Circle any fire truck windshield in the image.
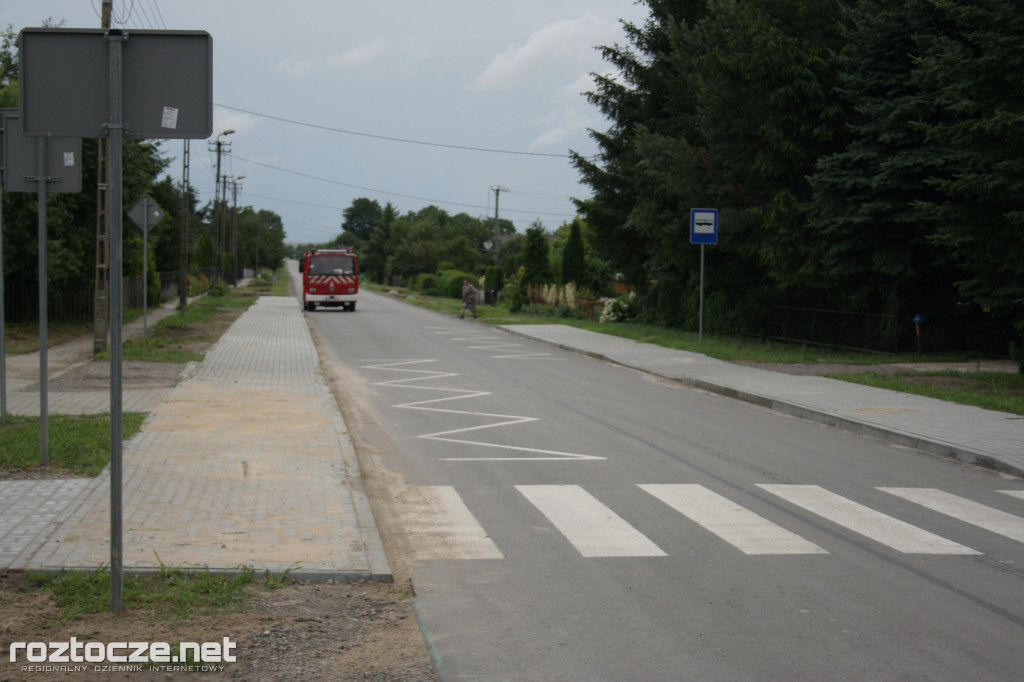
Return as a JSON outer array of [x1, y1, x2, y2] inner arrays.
[[309, 255, 354, 276]]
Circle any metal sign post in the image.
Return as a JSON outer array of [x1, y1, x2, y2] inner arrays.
[[690, 208, 719, 344], [18, 26, 212, 612], [128, 195, 165, 335], [0, 109, 81, 446]]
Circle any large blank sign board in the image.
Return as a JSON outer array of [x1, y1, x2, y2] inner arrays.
[[18, 28, 212, 139]]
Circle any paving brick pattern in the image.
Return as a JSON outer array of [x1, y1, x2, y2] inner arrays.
[[4, 296, 389, 581]]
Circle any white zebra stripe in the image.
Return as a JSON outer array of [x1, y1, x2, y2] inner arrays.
[[758, 485, 979, 555], [640, 484, 828, 555], [396, 486, 503, 560], [516, 485, 666, 557], [880, 488, 1024, 544]]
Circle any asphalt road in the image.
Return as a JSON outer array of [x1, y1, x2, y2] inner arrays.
[[308, 289, 1024, 682]]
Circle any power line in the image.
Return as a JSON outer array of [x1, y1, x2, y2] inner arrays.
[[240, 190, 552, 228], [231, 154, 575, 218], [216, 103, 574, 159]]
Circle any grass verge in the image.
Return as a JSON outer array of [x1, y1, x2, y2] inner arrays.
[[368, 284, 965, 365], [371, 284, 1023, 413], [27, 562, 293, 624], [829, 370, 1024, 416], [97, 287, 260, 363], [0, 413, 146, 476]]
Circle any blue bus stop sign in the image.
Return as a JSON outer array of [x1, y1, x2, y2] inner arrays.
[[690, 208, 719, 244]]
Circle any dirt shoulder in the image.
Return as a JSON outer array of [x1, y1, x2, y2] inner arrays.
[[1, 294, 438, 681], [0, 570, 434, 682]]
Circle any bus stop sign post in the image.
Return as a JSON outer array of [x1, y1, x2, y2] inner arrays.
[[690, 209, 719, 343]]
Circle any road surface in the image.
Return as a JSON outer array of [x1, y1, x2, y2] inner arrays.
[[308, 288, 1024, 681]]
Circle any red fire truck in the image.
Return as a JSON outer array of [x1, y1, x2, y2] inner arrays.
[[300, 248, 359, 311]]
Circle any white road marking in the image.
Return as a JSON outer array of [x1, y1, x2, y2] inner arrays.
[[758, 485, 980, 555], [396, 486, 503, 560], [516, 485, 666, 557], [880, 488, 1024, 544], [426, 326, 555, 359], [361, 358, 604, 461], [1000, 490, 1024, 502], [640, 484, 828, 555]]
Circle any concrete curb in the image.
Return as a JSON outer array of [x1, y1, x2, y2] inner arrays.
[[498, 325, 1024, 479]]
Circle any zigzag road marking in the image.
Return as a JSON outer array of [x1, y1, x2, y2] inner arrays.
[[425, 326, 556, 359], [360, 358, 604, 461]]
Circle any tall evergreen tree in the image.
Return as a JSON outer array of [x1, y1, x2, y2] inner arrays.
[[362, 202, 398, 283], [807, 0, 957, 310], [521, 223, 552, 286], [914, 0, 1024, 345], [561, 219, 586, 286]]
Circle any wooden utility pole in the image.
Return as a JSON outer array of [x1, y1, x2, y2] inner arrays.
[[92, 0, 112, 353], [490, 185, 507, 264]]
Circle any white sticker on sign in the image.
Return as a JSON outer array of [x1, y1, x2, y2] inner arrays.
[[161, 107, 179, 129], [63, 152, 75, 167]]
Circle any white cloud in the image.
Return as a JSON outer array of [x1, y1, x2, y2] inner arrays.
[[273, 58, 314, 79], [529, 72, 604, 150], [328, 35, 390, 70], [474, 14, 619, 91]]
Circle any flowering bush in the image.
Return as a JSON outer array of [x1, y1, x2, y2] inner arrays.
[[600, 291, 638, 323]]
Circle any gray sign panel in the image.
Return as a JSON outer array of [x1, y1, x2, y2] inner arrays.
[[127, 196, 165, 232], [18, 28, 212, 139], [1, 110, 82, 193]]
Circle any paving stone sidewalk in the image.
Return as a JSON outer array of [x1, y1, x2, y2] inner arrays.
[[3, 296, 390, 581]]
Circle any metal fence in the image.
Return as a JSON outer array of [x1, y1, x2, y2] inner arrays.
[[767, 301, 1015, 357], [4, 274, 154, 323], [767, 306, 899, 354]]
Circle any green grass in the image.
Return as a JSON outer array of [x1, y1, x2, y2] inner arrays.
[[370, 284, 1024, 413], [368, 284, 964, 365], [27, 562, 295, 624], [3, 320, 93, 355], [0, 413, 146, 476], [238, 268, 291, 295], [95, 288, 259, 363], [830, 370, 1024, 416]]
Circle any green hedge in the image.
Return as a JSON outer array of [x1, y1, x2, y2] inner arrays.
[[437, 269, 476, 298]]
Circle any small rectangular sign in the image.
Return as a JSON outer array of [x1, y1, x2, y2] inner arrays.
[[0, 109, 82, 193], [690, 208, 719, 244]]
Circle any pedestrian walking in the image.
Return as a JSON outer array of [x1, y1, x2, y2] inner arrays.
[[461, 279, 478, 319]]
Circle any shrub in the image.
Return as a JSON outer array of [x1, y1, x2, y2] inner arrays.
[[437, 269, 477, 299], [485, 266, 503, 291], [600, 291, 640, 323], [412, 272, 437, 292]]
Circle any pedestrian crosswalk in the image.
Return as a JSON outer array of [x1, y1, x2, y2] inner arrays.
[[395, 483, 1024, 561]]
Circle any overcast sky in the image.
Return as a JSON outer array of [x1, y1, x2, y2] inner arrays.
[[8, 0, 651, 243]]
